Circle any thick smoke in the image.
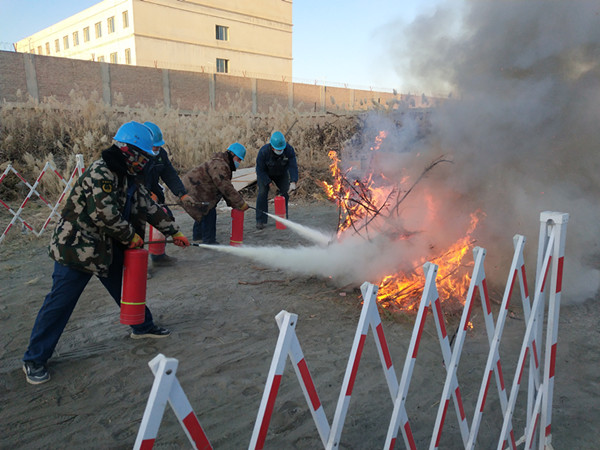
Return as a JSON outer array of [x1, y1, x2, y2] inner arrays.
[[381, 0, 600, 300]]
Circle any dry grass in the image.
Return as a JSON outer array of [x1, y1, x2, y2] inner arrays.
[[1, 90, 359, 202]]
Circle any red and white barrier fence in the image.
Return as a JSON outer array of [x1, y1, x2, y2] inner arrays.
[[134, 354, 212, 450], [134, 211, 568, 449], [0, 154, 85, 245]]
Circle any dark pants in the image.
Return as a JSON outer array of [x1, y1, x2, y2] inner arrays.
[[256, 175, 290, 224], [192, 206, 217, 243], [23, 248, 154, 365]]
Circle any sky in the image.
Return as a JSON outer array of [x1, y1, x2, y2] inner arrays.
[[0, 0, 443, 94]]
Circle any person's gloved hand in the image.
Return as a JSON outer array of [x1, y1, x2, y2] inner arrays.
[[172, 231, 190, 247], [240, 202, 250, 212], [180, 194, 195, 207], [128, 233, 144, 248], [288, 182, 297, 193]]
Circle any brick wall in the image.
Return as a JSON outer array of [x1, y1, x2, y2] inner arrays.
[[0, 50, 431, 113]]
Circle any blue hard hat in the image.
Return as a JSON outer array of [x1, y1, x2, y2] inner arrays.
[[113, 121, 155, 155], [227, 142, 246, 161], [270, 131, 286, 151], [143, 121, 165, 147]]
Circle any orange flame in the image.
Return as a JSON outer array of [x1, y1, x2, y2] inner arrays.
[[320, 133, 483, 314]]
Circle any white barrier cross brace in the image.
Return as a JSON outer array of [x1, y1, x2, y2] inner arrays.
[[134, 354, 212, 450], [385, 262, 470, 449], [250, 282, 398, 450], [498, 212, 568, 450], [0, 154, 84, 245]]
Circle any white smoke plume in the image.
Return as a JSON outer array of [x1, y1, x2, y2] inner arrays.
[[380, 0, 600, 301]]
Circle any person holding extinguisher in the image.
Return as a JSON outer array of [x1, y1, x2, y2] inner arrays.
[[22, 121, 190, 385]]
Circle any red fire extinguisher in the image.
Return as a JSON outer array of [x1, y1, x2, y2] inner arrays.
[[120, 249, 148, 325], [274, 195, 286, 230], [230, 208, 244, 246], [148, 225, 166, 256]]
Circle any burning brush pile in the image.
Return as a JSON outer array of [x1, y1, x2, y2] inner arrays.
[[319, 130, 483, 315]]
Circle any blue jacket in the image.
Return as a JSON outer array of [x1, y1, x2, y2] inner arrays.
[[144, 147, 187, 204], [255, 143, 298, 185]]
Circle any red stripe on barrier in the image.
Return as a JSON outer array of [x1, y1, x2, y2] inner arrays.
[[16, 172, 28, 183], [530, 415, 540, 448], [464, 289, 476, 330], [140, 438, 156, 450], [375, 323, 393, 369], [434, 298, 447, 338], [435, 399, 449, 447], [38, 194, 50, 205], [404, 421, 416, 450], [497, 360, 505, 391], [549, 343, 557, 378], [183, 412, 212, 450], [53, 169, 64, 180], [510, 429, 516, 449], [297, 358, 321, 410], [507, 270, 517, 309], [455, 387, 466, 420], [532, 340, 539, 368], [5, 223, 13, 233], [413, 307, 428, 359], [480, 370, 492, 412], [518, 348, 529, 384], [36, 170, 46, 182], [482, 278, 491, 314], [22, 220, 33, 231], [22, 197, 30, 207], [256, 374, 282, 449], [0, 198, 10, 209], [0, 173, 5, 183], [521, 265, 529, 298], [346, 334, 366, 396], [389, 437, 396, 450], [545, 424, 551, 437], [541, 256, 552, 292], [556, 256, 564, 293]]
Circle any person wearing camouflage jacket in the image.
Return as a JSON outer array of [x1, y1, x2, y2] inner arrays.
[[180, 145, 249, 242], [22, 121, 190, 385]]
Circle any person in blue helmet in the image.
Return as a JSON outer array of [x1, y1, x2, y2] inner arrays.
[[180, 143, 250, 242], [143, 121, 194, 269], [21, 121, 190, 385], [255, 131, 299, 229]]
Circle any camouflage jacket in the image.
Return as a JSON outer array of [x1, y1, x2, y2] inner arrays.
[[49, 152, 179, 276], [180, 151, 246, 221]]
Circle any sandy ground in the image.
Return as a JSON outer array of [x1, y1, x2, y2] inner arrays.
[[0, 200, 598, 449]]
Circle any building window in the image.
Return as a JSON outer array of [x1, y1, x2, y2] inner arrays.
[[122, 11, 129, 28], [45, 42, 50, 54], [97, 55, 105, 62], [216, 25, 229, 41], [95, 22, 102, 38], [124, 48, 131, 64], [108, 16, 115, 34], [63, 36, 69, 50], [216, 58, 229, 73], [110, 52, 118, 63], [83, 27, 90, 42], [55, 39, 60, 52], [73, 31, 79, 46], [37, 45, 42, 54]]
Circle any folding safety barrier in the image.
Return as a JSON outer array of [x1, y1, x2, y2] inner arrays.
[[134, 354, 212, 450], [0, 154, 85, 245], [135, 211, 568, 449]]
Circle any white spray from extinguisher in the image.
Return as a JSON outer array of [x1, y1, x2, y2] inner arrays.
[[263, 212, 334, 247]]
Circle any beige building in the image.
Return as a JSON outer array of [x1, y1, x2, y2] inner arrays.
[[14, 0, 293, 81]]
